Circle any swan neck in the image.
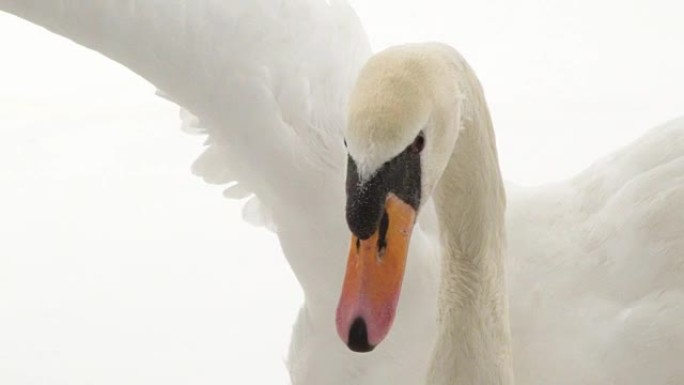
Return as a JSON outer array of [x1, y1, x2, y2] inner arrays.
[[428, 103, 514, 384]]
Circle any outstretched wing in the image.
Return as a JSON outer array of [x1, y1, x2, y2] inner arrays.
[[0, 0, 371, 227]]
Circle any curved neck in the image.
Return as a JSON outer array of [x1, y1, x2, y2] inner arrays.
[[427, 96, 514, 384]]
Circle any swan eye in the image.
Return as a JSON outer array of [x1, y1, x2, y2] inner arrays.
[[411, 132, 425, 153]]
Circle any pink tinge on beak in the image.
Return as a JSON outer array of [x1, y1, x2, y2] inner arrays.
[[335, 258, 401, 352]]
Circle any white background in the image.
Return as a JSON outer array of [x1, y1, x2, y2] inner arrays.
[[1, 1, 682, 384]]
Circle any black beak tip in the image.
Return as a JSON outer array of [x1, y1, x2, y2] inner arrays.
[[347, 317, 375, 353]]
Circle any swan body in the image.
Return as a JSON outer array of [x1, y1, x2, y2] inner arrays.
[[1, 1, 683, 384], [507, 117, 684, 385]]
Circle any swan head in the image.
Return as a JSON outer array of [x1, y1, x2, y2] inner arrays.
[[337, 44, 464, 352]]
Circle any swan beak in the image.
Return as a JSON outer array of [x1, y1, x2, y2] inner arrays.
[[336, 193, 416, 352]]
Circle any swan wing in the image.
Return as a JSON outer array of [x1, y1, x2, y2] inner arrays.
[[0, 0, 371, 227], [507, 116, 684, 385]]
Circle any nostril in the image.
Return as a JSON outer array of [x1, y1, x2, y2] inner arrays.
[[377, 210, 389, 258], [347, 317, 374, 353]]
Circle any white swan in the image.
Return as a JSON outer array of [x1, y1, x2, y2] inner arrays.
[[1, 1, 683, 384], [338, 42, 684, 384], [338, 43, 514, 384]]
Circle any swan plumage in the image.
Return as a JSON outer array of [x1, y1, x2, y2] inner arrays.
[[507, 117, 684, 384], [1, 1, 683, 384]]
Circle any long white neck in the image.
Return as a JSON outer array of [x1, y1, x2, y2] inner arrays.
[[427, 87, 514, 385]]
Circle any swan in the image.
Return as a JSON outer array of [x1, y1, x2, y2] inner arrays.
[[337, 43, 514, 384], [1, 1, 683, 384], [337, 42, 684, 385]]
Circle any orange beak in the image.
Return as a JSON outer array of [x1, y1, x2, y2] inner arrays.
[[336, 193, 417, 352]]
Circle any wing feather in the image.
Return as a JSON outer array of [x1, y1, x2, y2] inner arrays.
[[0, 0, 371, 227]]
